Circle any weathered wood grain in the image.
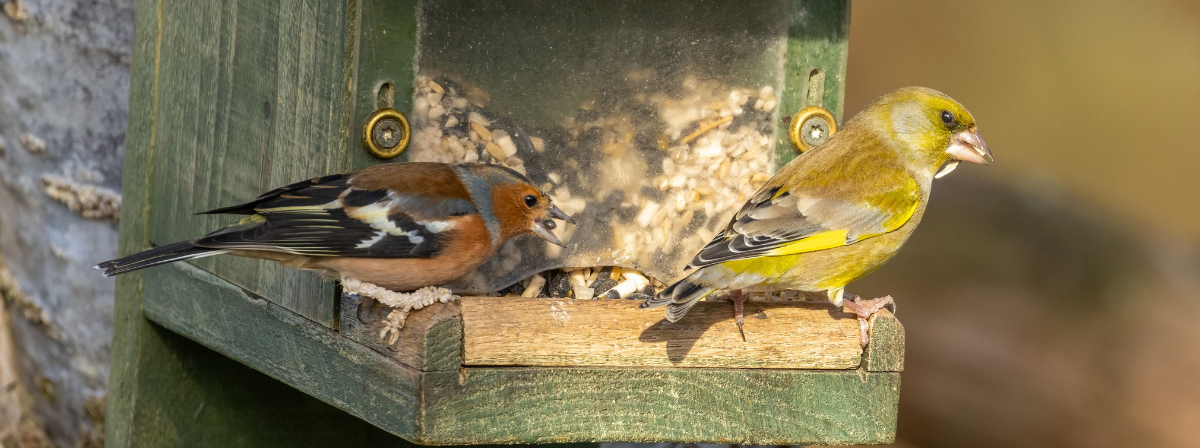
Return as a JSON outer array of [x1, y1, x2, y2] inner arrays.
[[341, 295, 904, 372], [104, 1, 161, 444], [142, 0, 353, 327], [336, 294, 463, 372], [121, 316, 405, 447], [138, 272, 902, 446], [461, 298, 865, 369], [421, 367, 899, 445], [424, 314, 465, 372], [107, 2, 405, 445], [134, 266, 902, 445], [863, 309, 905, 372], [142, 262, 422, 440]]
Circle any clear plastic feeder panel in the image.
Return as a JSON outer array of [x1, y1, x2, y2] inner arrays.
[[412, 1, 792, 293]]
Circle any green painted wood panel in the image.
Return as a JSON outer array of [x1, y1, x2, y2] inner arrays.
[[119, 323, 407, 447], [864, 309, 906, 372], [139, 261, 899, 446], [108, 1, 409, 445], [424, 368, 898, 445], [142, 263, 422, 439], [105, 0, 161, 444], [774, 0, 851, 168], [141, 0, 354, 327], [144, 261, 422, 437], [350, 0, 419, 169]]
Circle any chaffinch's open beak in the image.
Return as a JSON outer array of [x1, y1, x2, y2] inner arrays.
[[532, 204, 575, 247], [946, 127, 993, 165], [546, 204, 576, 225]]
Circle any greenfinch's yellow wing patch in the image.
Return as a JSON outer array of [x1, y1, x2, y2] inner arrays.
[[764, 229, 848, 256], [687, 177, 921, 269]]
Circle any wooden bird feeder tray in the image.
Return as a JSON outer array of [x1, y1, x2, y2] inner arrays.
[[109, 0, 904, 446], [143, 262, 903, 445]]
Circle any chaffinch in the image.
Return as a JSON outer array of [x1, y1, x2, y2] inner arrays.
[[642, 87, 993, 344], [98, 162, 575, 291]]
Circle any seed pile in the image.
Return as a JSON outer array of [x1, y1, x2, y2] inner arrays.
[[602, 77, 780, 267], [494, 266, 658, 302], [357, 71, 797, 344], [410, 77, 537, 178]]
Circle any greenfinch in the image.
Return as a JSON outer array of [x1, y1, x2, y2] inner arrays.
[[642, 87, 992, 344]]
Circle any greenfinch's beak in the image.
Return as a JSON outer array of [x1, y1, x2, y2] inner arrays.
[[532, 204, 574, 247], [946, 127, 993, 165]]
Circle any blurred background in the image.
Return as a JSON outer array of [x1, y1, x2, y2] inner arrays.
[[1, 0, 1198, 447], [843, 1, 1200, 447]]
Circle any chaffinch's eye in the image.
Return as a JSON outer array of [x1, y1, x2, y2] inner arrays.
[[524, 194, 538, 208], [940, 110, 955, 125]]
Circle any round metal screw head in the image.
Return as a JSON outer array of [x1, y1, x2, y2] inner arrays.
[[372, 118, 403, 149], [362, 108, 410, 159], [800, 115, 831, 148], [787, 106, 838, 153]]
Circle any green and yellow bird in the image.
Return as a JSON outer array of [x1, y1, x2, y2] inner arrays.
[[642, 87, 993, 344]]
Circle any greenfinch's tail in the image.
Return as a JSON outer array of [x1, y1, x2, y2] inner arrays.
[[640, 278, 717, 322]]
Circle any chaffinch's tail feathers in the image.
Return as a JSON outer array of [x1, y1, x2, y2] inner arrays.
[[96, 242, 226, 276], [640, 277, 717, 322]]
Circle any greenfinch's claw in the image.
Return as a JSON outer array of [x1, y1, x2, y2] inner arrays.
[[841, 295, 896, 347]]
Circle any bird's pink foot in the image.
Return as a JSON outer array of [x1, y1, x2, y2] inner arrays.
[[841, 295, 895, 347], [730, 290, 747, 341]]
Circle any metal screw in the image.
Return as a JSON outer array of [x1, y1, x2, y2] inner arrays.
[[362, 108, 410, 159], [787, 106, 838, 153], [800, 115, 831, 148], [372, 117, 404, 149]]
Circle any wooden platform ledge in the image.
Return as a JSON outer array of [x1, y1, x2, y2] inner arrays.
[[143, 263, 904, 445], [463, 298, 869, 369]]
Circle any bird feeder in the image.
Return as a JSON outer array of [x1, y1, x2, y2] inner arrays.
[[109, 0, 903, 446], [386, 1, 851, 293]]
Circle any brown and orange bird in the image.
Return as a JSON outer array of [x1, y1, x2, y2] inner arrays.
[[97, 162, 574, 291]]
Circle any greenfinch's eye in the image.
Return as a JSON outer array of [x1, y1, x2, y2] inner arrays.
[[524, 194, 538, 208], [940, 110, 955, 125]]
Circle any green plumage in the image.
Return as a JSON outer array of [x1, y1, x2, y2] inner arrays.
[[645, 87, 993, 322]]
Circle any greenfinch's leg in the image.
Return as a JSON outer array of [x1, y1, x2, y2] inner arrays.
[[730, 290, 747, 342], [841, 295, 895, 347]]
